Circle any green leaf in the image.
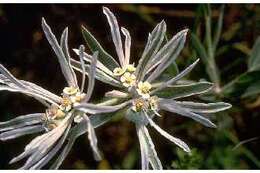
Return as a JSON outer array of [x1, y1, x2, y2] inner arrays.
[[222, 71, 260, 98], [155, 82, 213, 99], [241, 80, 260, 98], [81, 26, 119, 71], [248, 36, 260, 71], [191, 33, 208, 66]]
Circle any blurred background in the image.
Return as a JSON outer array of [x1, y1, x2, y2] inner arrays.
[[0, 4, 260, 169]]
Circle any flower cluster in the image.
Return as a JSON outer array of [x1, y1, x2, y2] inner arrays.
[[0, 18, 107, 169], [0, 7, 232, 170], [72, 7, 232, 170]]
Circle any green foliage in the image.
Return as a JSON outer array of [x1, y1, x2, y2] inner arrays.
[[171, 148, 203, 169]]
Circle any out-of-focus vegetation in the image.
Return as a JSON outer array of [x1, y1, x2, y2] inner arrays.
[[0, 4, 260, 169]]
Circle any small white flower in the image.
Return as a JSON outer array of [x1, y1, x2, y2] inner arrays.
[[113, 67, 125, 76], [120, 72, 136, 87], [136, 81, 152, 99], [126, 64, 136, 72]]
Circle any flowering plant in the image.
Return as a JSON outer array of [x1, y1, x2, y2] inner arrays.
[[72, 7, 232, 169], [0, 18, 113, 169]]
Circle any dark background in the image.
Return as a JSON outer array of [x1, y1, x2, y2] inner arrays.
[[0, 4, 260, 169]]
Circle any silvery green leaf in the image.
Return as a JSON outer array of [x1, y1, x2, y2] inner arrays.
[[0, 113, 43, 132], [0, 85, 18, 92], [73, 49, 115, 77], [125, 109, 149, 125], [79, 45, 86, 92], [60, 27, 71, 62], [146, 29, 188, 83], [85, 51, 98, 102], [29, 124, 71, 169], [177, 101, 231, 113], [75, 100, 131, 114], [81, 26, 119, 71], [0, 74, 61, 104], [145, 29, 188, 73], [41, 18, 77, 87], [136, 124, 149, 170], [0, 81, 58, 106], [0, 125, 44, 141], [144, 112, 191, 153], [154, 82, 213, 99], [84, 114, 102, 161], [159, 99, 216, 128], [105, 90, 129, 98], [141, 125, 162, 170], [71, 59, 122, 88], [60, 27, 78, 85], [152, 59, 200, 93], [51, 111, 110, 169], [20, 116, 71, 169], [136, 21, 166, 80], [121, 27, 131, 65], [21, 80, 61, 103], [103, 7, 125, 67], [0, 64, 26, 88]]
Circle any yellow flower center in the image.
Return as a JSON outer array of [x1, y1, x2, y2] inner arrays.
[[132, 98, 146, 112], [136, 81, 152, 98], [113, 67, 125, 76], [120, 72, 136, 87]]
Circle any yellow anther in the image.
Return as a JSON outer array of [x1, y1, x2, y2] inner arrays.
[[126, 64, 136, 72], [113, 67, 125, 76], [120, 72, 136, 87], [63, 87, 79, 96], [132, 98, 146, 112], [137, 81, 152, 98], [55, 109, 66, 119], [60, 96, 72, 111]]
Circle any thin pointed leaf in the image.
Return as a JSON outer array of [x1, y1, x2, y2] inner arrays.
[[0, 64, 25, 88], [71, 59, 122, 88], [20, 116, 71, 169], [121, 27, 131, 65], [177, 101, 231, 113], [136, 124, 149, 170], [135, 21, 166, 80], [154, 82, 213, 99], [152, 59, 200, 93], [103, 7, 125, 67], [0, 113, 43, 132], [146, 29, 188, 82], [79, 45, 86, 92], [85, 51, 98, 102], [159, 99, 216, 128], [81, 26, 119, 70], [75, 100, 131, 114], [29, 124, 71, 169], [60, 27, 78, 85], [84, 115, 102, 161], [72, 49, 115, 77], [41, 18, 77, 87], [141, 125, 162, 169], [0, 125, 44, 141], [144, 112, 190, 153]]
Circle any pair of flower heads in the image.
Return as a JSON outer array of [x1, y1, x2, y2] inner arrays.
[[0, 7, 231, 170]]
